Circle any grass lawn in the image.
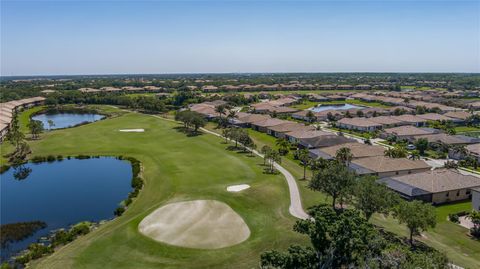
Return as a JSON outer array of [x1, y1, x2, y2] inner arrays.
[[204, 124, 480, 269], [291, 99, 391, 110], [2, 107, 308, 269], [455, 126, 480, 133]]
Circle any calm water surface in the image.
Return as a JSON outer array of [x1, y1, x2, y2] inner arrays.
[[0, 157, 132, 261], [309, 103, 364, 112], [32, 113, 104, 130]]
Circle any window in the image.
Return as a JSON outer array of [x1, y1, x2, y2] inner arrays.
[[395, 171, 399, 175], [456, 190, 460, 196], [446, 192, 449, 197], [466, 190, 471, 195]]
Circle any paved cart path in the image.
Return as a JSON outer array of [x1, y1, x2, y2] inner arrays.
[[150, 114, 309, 220]]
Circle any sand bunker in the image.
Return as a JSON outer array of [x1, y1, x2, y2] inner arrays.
[[119, 129, 144, 132], [138, 200, 250, 249], [227, 184, 250, 192]]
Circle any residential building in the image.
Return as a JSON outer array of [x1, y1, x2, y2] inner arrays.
[[350, 156, 430, 177], [336, 118, 382, 132], [379, 169, 480, 204]]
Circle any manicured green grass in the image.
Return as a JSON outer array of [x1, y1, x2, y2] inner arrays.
[[19, 106, 45, 133], [3, 107, 308, 269], [204, 124, 480, 268], [456, 126, 480, 133]]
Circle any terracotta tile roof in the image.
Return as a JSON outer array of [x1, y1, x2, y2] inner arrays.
[[319, 142, 385, 159], [416, 113, 454, 121], [268, 122, 314, 133], [384, 125, 434, 136], [352, 156, 430, 173], [387, 169, 480, 193], [337, 117, 382, 128], [444, 111, 471, 120]]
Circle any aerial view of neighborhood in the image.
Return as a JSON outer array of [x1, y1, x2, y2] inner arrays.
[[1, 1, 479, 269]]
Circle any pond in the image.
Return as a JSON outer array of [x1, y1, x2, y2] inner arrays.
[[309, 103, 365, 112], [31, 113, 105, 130], [0, 157, 132, 262]]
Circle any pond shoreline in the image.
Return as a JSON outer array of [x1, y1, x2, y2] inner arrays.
[[0, 155, 144, 267]]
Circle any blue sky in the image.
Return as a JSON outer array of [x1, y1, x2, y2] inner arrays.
[[1, 0, 479, 75]]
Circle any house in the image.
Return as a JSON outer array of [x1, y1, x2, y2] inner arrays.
[[250, 118, 288, 133], [285, 130, 332, 144], [416, 113, 454, 122], [235, 114, 271, 127], [302, 135, 355, 149], [350, 156, 431, 177], [466, 143, 480, 162], [367, 116, 404, 128], [267, 122, 314, 138], [336, 118, 382, 132], [472, 187, 480, 211], [202, 85, 219, 92], [444, 111, 472, 124], [309, 142, 385, 160], [379, 169, 480, 204], [413, 133, 477, 146], [382, 125, 437, 141], [390, 115, 427, 127]]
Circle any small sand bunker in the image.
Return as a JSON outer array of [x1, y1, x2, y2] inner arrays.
[[227, 184, 250, 192], [138, 200, 250, 249], [119, 129, 144, 132]]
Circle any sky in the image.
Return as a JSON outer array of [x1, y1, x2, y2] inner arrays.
[[1, 0, 479, 76]]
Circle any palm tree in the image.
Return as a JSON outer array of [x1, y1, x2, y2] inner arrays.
[[215, 105, 226, 126], [227, 110, 237, 123], [276, 138, 290, 155], [261, 145, 272, 165], [409, 150, 420, 160], [306, 110, 316, 123], [384, 145, 408, 158], [335, 147, 353, 166], [298, 149, 311, 180]]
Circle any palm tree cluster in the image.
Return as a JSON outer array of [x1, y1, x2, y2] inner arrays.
[[261, 145, 281, 174], [174, 110, 206, 133]]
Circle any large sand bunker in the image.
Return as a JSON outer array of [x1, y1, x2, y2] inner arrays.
[[138, 200, 250, 249]]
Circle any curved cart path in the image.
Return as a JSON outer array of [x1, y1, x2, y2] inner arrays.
[[149, 114, 309, 220]]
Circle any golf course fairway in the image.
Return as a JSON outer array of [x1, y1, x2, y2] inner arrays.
[[19, 108, 306, 269]]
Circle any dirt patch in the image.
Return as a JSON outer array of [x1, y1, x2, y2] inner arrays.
[[138, 200, 250, 249]]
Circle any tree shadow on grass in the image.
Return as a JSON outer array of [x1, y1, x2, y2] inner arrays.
[[173, 126, 204, 137]]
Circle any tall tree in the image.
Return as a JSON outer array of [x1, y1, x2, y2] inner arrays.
[[309, 161, 356, 209], [353, 176, 399, 221], [27, 119, 44, 139], [384, 145, 408, 158], [6, 113, 25, 150], [414, 138, 429, 155], [394, 200, 436, 247], [276, 138, 290, 156], [261, 145, 272, 166], [335, 147, 353, 166], [298, 149, 311, 180], [306, 110, 316, 123]]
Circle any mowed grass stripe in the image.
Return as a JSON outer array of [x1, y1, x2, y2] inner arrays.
[[28, 109, 306, 269]]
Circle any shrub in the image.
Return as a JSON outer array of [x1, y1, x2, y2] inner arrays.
[[0, 165, 10, 174], [31, 156, 47, 163], [448, 213, 459, 223], [56, 155, 63, 161], [114, 206, 125, 216], [75, 155, 91, 160], [46, 155, 56, 162]]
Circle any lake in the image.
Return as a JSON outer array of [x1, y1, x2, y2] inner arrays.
[[309, 103, 364, 112], [32, 113, 105, 130], [0, 157, 132, 262]]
